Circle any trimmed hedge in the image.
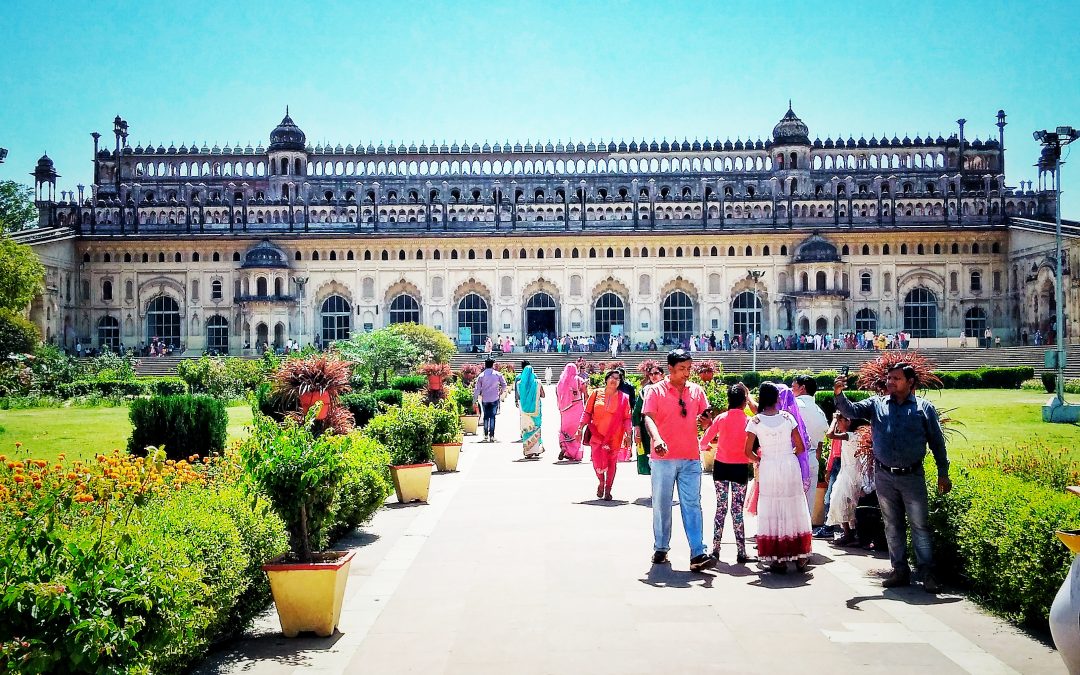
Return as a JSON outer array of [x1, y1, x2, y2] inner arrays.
[[128, 394, 228, 460], [934, 367, 1033, 390], [372, 388, 404, 407], [814, 390, 873, 420], [340, 392, 379, 427], [390, 374, 427, 392], [928, 465, 1080, 629], [329, 434, 393, 540], [54, 376, 188, 399]]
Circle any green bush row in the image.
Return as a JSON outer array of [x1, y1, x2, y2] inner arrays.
[[933, 366, 1034, 389], [177, 356, 267, 400], [928, 465, 1080, 630], [813, 390, 873, 420], [128, 394, 228, 461], [390, 374, 427, 392], [55, 376, 187, 399]]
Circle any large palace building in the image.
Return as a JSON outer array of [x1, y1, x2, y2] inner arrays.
[[15, 106, 1080, 353]]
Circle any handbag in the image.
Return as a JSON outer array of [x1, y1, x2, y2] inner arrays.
[[581, 391, 597, 446]]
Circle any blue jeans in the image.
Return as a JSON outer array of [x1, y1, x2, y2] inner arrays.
[[875, 465, 934, 574], [823, 457, 842, 514], [650, 458, 706, 558], [482, 401, 499, 436]]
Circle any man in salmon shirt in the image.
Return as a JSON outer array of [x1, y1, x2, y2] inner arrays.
[[643, 349, 717, 572]]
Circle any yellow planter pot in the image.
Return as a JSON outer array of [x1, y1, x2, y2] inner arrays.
[[811, 484, 828, 527], [390, 462, 433, 503], [262, 549, 355, 638], [701, 444, 716, 473], [460, 415, 479, 435], [432, 442, 462, 472]]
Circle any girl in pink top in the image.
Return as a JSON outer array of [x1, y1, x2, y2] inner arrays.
[[699, 384, 756, 563]]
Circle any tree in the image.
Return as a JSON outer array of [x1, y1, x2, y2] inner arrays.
[[0, 236, 44, 313], [0, 310, 40, 356], [0, 181, 38, 233], [336, 329, 420, 387], [388, 322, 456, 364]]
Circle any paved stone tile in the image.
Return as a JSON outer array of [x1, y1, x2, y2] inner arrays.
[[200, 395, 1066, 675]]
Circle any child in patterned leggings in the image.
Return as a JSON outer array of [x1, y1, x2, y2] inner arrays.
[[699, 384, 757, 564]]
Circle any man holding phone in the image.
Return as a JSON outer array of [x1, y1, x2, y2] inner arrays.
[[643, 349, 716, 572]]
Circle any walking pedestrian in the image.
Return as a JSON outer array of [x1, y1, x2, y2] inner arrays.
[[556, 362, 587, 462], [642, 349, 717, 572], [745, 382, 813, 573], [698, 384, 756, 564], [517, 362, 545, 458], [632, 365, 665, 475], [472, 358, 506, 443], [833, 363, 951, 592], [577, 369, 631, 501]]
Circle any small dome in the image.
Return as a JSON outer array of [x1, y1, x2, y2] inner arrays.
[[241, 240, 289, 269], [793, 233, 840, 263], [269, 109, 307, 152], [772, 103, 811, 145]]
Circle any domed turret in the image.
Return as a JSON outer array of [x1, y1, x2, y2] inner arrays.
[[772, 103, 810, 145], [268, 108, 306, 152]]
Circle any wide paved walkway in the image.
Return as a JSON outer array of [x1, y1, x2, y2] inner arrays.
[[199, 392, 1065, 675]]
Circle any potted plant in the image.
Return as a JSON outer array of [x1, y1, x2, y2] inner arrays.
[[365, 403, 435, 503], [458, 362, 481, 387], [693, 360, 718, 382], [417, 362, 452, 391], [430, 404, 463, 472], [637, 358, 660, 376], [274, 354, 352, 424], [241, 412, 353, 638], [453, 385, 480, 435]]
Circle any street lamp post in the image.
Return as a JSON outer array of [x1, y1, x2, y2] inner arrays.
[[295, 276, 309, 349], [747, 269, 766, 372], [1034, 126, 1080, 423]]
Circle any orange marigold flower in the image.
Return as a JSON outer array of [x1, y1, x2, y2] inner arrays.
[[32, 481, 42, 489], [14, 442, 22, 448], [13, 475, 25, 483]]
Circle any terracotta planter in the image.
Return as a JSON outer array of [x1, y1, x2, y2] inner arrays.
[[262, 549, 355, 638], [299, 391, 330, 420], [811, 482, 828, 527], [700, 443, 716, 472], [460, 414, 479, 435], [389, 462, 433, 503], [432, 442, 462, 472], [426, 374, 444, 391]]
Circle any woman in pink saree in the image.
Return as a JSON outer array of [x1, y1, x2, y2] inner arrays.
[[556, 362, 587, 461]]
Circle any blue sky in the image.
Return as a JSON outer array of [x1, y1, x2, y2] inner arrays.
[[2, 0, 1078, 216]]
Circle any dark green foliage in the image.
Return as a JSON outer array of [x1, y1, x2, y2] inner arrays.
[[328, 435, 393, 540], [364, 403, 434, 466], [1043, 372, 1057, 393], [721, 373, 741, 386], [934, 367, 1034, 390], [0, 309, 39, 356], [740, 371, 761, 388], [178, 356, 267, 399], [372, 388, 403, 407], [340, 392, 379, 427], [147, 376, 188, 396], [57, 378, 148, 398], [814, 390, 872, 420], [128, 395, 227, 460], [390, 374, 427, 392], [928, 466, 1080, 630], [430, 404, 462, 444]]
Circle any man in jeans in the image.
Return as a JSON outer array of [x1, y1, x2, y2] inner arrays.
[[643, 349, 717, 572], [833, 364, 951, 592], [473, 358, 506, 442]]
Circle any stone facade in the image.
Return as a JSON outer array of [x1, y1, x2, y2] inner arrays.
[[18, 107, 1078, 353]]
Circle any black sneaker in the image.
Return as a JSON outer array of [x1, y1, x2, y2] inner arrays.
[[923, 572, 941, 594], [736, 553, 757, 564], [812, 526, 834, 539], [690, 554, 717, 572], [882, 569, 911, 588], [651, 550, 669, 564]]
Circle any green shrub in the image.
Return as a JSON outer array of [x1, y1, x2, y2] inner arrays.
[[340, 392, 379, 427], [430, 404, 463, 444], [146, 376, 188, 396], [740, 371, 761, 388], [372, 388, 403, 407], [329, 434, 393, 540], [814, 389, 872, 420], [1043, 372, 1057, 393], [928, 465, 1080, 629], [57, 378, 149, 398], [977, 366, 1034, 389], [387, 322, 456, 364], [0, 309, 40, 357], [720, 373, 741, 386], [178, 356, 266, 399], [967, 441, 1080, 491], [128, 394, 228, 460], [390, 374, 427, 392], [364, 402, 434, 466]]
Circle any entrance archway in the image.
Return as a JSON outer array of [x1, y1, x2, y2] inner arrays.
[[815, 317, 828, 334], [593, 292, 625, 346], [256, 322, 269, 348], [524, 292, 557, 338], [274, 322, 285, 348]]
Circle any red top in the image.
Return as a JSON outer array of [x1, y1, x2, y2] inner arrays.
[[699, 409, 751, 464], [642, 379, 708, 461]]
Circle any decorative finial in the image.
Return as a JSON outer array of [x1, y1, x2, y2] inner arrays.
[[788, 99, 793, 111], [286, 105, 289, 116]]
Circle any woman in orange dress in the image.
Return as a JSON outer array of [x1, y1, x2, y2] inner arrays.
[[577, 369, 631, 501]]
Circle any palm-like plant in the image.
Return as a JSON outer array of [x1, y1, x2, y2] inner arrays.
[[856, 350, 942, 394], [273, 355, 354, 435]]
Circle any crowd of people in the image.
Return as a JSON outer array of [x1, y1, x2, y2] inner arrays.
[[472, 350, 951, 588]]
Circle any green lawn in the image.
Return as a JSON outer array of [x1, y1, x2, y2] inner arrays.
[[0, 404, 254, 463], [918, 389, 1080, 460]]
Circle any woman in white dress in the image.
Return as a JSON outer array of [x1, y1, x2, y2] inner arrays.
[[825, 416, 872, 545], [745, 382, 813, 573]]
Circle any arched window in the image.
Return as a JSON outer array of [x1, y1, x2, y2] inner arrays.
[[662, 291, 694, 344], [816, 271, 827, 291], [206, 315, 229, 354], [256, 277, 268, 296], [321, 295, 352, 343], [903, 287, 938, 337], [732, 291, 762, 336], [389, 294, 421, 324], [525, 292, 557, 337], [855, 308, 878, 333], [970, 270, 982, 292], [593, 292, 625, 345], [964, 307, 987, 338], [860, 272, 872, 293], [101, 279, 113, 301], [146, 295, 181, 347], [457, 293, 488, 347], [97, 315, 120, 351], [211, 279, 223, 300]]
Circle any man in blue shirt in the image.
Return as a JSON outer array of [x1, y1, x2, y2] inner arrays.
[[473, 358, 506, 443], [833, 363, 951, 593]]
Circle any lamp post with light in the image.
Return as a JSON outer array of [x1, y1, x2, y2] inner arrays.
[[295, 276, 309, 349], [747, 269, 766, 372], [1034, 126, 1079, 422]]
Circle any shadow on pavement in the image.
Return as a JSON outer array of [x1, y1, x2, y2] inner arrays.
[[575, 498, 630, 507], [384, 501, 427, 510], [196, 630, 344, 674], [846, 591, 962, 610], [748, 567, 814, 589], [639, 564, 716, 589]]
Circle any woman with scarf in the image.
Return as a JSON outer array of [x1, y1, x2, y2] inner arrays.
[[555, 362, 588, 461], [577, 369, 631, 501], [776, 383, 814, 495], [517, 362, 545, 458]]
